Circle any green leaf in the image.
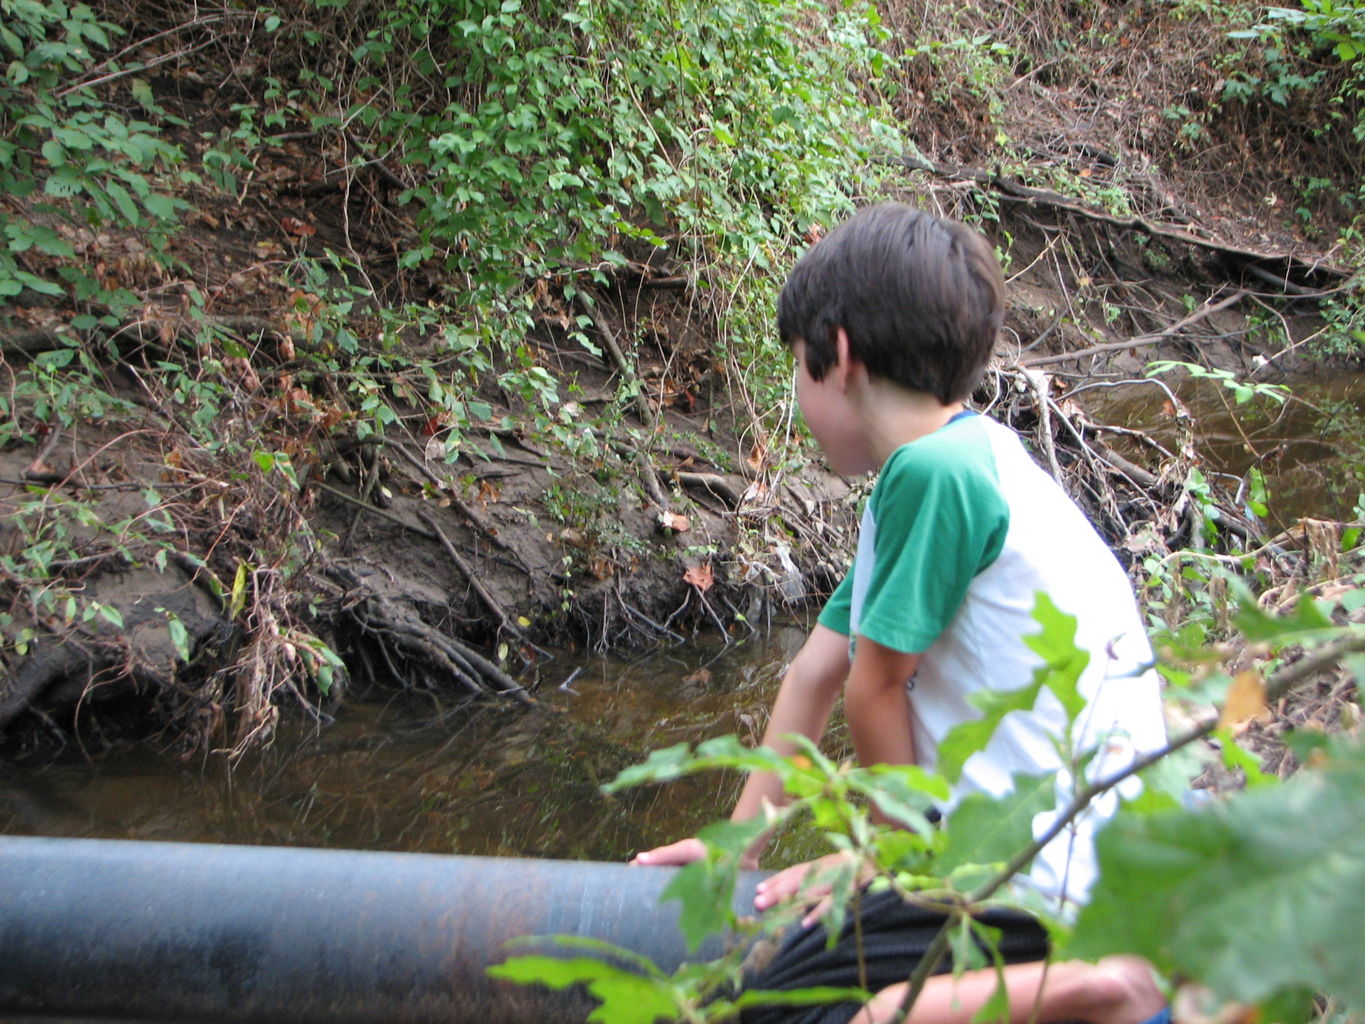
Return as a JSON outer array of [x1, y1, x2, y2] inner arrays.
[[80, 18, 111, 51], [41, 139, 65, 166], [1070, 735, 1365, 1016], [229, 560, 249, 620], [165, 612, 191, 661], [102, 179, 141, 224], [53, 127, 96, 151], [489, 956, 678, 1024], [946, 913, 990, 975], [15, 270, 63, 296], [141, 191, 181, 221], [25, 224, 76, 258], [660, 817, 765, 951], [938, 679, 1043, 783], [1023, 592, 1089, 721], [847, 762, 949, 835], [130, 77, 155, 109], [1231, 589, 1334, 642], [732, 986, 871, 1011], [44, 170, 83, 198], [1212, 727, 1275, 788], [605, 742, 697, 791], [604, 736, 788, 794], [935, 773, 1054, 877], [35, 347, 75, 367]]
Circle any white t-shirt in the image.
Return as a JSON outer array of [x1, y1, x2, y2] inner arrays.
[[819, 412, 1167, 914]]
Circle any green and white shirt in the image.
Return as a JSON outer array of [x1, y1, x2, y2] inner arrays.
[[819, 412, 1166, 913]]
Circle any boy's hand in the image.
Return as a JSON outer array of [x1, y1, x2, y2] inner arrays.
[[753, 851, 865, 927], [630, 838, 761, 870], [630, 838, 707, 866]]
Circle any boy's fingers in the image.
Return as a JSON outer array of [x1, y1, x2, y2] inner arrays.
[[753, 862, 832, 911], [754, 851, 858, 912], [630, 837, 707, 865], [801, 896, 835, 929]]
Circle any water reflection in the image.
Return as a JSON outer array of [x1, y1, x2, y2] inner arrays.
[[1077, 370, 1365, 527], [0, 626, 808, 861]]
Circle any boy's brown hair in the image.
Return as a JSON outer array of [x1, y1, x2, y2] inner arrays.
[[777, 203, 1004, 404]]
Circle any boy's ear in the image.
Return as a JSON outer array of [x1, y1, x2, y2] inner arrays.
[[830, 327, 860, 388]]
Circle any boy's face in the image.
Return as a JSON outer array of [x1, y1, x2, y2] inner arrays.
[[793, 338, 873, 476]]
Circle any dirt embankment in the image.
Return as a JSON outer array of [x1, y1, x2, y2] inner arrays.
[[1, 0, 1360, 760]]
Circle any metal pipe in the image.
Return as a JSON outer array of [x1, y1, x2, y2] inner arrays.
[[0, 835, 763, 1024]]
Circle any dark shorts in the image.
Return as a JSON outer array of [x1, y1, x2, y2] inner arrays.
[[737, 888, 1050, 1024]]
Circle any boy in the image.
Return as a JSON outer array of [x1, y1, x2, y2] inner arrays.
[[634, 204, 1170, 1024]]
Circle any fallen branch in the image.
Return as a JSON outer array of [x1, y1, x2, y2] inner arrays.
[[0, 314, 287, 360], [23, 424, 66, 484], [676, 471, 742, 508], [577, 299, 656, 429], [901, 156, 1350, 285], [1021, 290, 1248, 368]]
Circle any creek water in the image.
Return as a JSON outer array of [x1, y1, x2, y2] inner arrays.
[[1074, 370, 1365, 526], [0, 624, 807, 860]]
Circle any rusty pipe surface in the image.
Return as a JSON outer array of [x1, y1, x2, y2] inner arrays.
[[0, 834, 765, 1024]]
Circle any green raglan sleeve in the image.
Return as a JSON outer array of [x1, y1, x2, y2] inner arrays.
[[855, 431, 1008, 654]]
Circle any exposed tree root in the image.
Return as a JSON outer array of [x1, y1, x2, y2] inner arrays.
[[326, 561, 534, 705], [982, 362, 1260, 567], [414, 509, 540, 652]]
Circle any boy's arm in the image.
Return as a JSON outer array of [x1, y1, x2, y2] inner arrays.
[[732, 633, 925, 911], [631, 623, 850, 869], [751, 632, 923, 909], [842, 633, 919, 820]]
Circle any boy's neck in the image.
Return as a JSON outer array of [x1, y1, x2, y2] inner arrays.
[[856, 376, 964, 469]]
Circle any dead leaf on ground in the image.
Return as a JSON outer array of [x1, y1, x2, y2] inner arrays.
[[559, 527, 590, 549], [657, 510, 690, 534], [746, 441, 768, 475], [280, 216, 316, 237], [683, 562, 714, 593], [1219, 669, 1268, 731]]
